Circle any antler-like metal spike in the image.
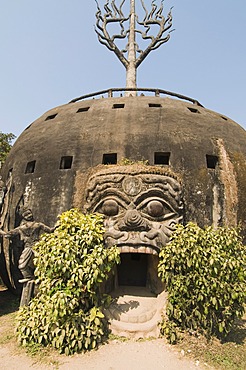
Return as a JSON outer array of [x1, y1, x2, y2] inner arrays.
[[95, 0, 173, 91]]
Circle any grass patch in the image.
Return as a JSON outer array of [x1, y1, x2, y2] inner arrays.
[[176, 316, 246, 370], [0, 286, 19, 346], [0, 311, 17, 345], [23, 342, 60, 369], [0, 286, 61, 368], [108, 333, 129, 342]]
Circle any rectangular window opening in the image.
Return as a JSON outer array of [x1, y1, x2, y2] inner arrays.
[[24, 123, 32, 131], [206, 155, 218, 169], [187, 107, 200, 114], [25, 160, 36, 174], [77, 107, 90, 113], [103, 153, 117, 165], [221, 116, 228, 121], [154, 152, 170, 165], [45, 113, 57, 121], [60, 156, 73, 169], [149, 103, 162, 108], [113, 104, 125, 109]]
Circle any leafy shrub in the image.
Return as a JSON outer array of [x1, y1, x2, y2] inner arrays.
[[158, 222, 246, 343], [16, 209, 120, 355]]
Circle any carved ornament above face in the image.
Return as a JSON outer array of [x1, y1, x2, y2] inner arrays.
[[84, 166, 183, 255]]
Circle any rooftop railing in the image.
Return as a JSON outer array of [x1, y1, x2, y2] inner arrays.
[[69, 87, 203, 107]]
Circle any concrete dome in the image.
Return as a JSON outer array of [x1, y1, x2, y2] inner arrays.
[[1, 90, 246, 290]]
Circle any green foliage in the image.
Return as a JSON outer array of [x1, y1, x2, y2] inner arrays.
[[16, 209, 120, 355], [158, 222, 246, 343], [118, 157, 149, 166], [0, 131, 16, 165]]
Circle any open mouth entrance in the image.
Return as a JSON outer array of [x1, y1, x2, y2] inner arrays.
[[104, 252, 167, 338], [104, 252, 164, 296], [117, 253, 148, 287]]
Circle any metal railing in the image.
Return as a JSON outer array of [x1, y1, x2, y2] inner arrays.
[[69, 87, 203, 107]]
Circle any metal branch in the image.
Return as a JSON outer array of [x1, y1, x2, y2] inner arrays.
[[95, 0, 129, 67], [136, 7, 173, 67], [94, 1, 173, 89]]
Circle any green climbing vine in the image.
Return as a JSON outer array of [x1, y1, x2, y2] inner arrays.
[[158, 222, 246, 343], [16, 209, 120, 355]]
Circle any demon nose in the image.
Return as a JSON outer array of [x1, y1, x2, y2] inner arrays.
[[125, 210, 141, 226], [118, 210, 150, 231]]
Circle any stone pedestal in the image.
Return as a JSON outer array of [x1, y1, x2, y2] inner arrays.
[[20, 280, 35, 306]]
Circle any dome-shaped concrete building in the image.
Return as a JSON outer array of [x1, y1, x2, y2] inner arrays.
[[0, 0, 246, 336], [1, 88, 246, 289]]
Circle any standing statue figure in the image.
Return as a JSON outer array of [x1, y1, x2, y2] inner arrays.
[[0, 177, 6, 215], [0, 208, 55, 283]]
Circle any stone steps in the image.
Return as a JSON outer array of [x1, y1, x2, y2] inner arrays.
[[104, 287, 167, 339]]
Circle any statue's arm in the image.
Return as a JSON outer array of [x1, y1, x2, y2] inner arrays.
[[39, 223, 56, 234], [3, 227, 21, 238]]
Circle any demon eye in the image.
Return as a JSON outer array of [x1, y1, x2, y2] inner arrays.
[[101, 199, 119, 216], [146, 200, 165, 217]]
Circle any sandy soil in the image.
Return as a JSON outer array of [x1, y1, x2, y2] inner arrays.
[[0, 338, 208, 370], [0, 286, 209, 370]]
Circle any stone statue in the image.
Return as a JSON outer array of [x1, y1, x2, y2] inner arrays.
[[1, 208, 55, 283], [84, 165, 183, 254], [0, 177, 6, 215]]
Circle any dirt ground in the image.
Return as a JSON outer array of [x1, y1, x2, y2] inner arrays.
[[0, 338, 208, 370], [0, 286, 210, 370]]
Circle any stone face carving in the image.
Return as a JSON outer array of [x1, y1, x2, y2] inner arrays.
[[84, 166, 183, 254]]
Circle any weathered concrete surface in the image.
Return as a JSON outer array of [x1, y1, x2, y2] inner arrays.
[[1, 95, 246, 290], [3, 96, 246, 227]]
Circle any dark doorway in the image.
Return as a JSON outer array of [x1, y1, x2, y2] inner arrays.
[[117, 253, 148, 286]]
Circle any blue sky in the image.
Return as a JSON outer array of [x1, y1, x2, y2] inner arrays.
[[0, 0, 245, 138]]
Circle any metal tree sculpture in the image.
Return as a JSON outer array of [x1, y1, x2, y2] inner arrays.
[[95, 0, 173, 90]]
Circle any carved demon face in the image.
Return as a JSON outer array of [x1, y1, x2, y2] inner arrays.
[[84, 166, 183, 255]]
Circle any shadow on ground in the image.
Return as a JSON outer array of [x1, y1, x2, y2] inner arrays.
[[0, 286, 20, 316], [224, 318, 246, 345]]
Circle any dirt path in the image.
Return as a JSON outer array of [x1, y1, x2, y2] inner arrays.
[[0, 286, 210, 370], [0, 338, 208, 370]]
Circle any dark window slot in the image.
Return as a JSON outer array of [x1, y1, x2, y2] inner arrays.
[[45, 113, 57, 121], [77, 107, 90, 113], [60, 156, 73, 169], [206, 155, 218, 169], [149, 103, 162, 108], [103, 153, 117, 165], [187, 107, 200, 114], [154, 152, 170, 165], [113, 104, 125, 109], [25, 160, 36, 174], [221, 116, 228, 121], [24, 123, 32, 131]]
